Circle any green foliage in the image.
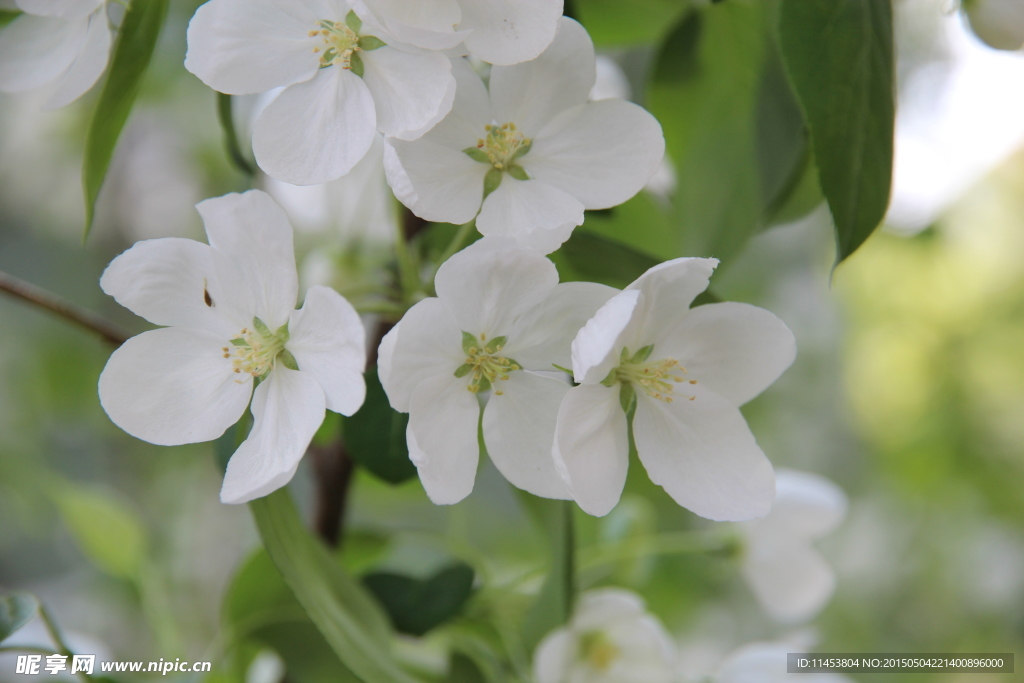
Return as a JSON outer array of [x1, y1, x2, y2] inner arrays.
[[216, 93, 255, 176], [0, 592, 38, 643], [51, 485, 146, 580], [556, 230, 658, 288], [518, 497, 575, 653], [249, 490, 422, 683], [362, 564, 475, 637], [574, 0, 689, 47], [345, 366, 417, 484], [83, 0, 169, 237], [778, 0, 895, 264]]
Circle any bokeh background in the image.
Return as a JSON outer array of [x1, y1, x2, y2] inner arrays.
[[1, 0, 1023, 680]]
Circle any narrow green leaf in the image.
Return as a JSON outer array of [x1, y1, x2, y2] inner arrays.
[[278, 349, 299, 371], [778, 0, 895, 264], [358, 35, 386, 51], [82, 0, 169, 238], [0, 593, 38, 643], [454, 363, 474, 379], [249, 490, 422, 683], [51, 485, 146, 579], [483, 336, 506, 354], [346, 366, 417, 485], [362, 564, 475, 637], [216, 93, 255, 176], [518, 496, 575, 652]]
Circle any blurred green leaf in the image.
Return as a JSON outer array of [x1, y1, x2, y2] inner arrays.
[[580, 191, 678, 260], [216, 93, 255, 176], [249, 490, 422, 683], [518, 497, 574, 653], [448, 653, 489, 683], [574, 0, 690, 47], [0, 10, 21, 26], [556, 230, 659, 288], [52, 486, 145, 579], [82, 0, 169, 237], [764, 150, 824, 227], [362, 563, 475, 637], [346, 366, 416, 485], [778, 0, 895, 264], [0, 592, 38, 643]]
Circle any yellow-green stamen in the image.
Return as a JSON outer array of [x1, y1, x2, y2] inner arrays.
[[225, 317, 294, 381], [454, 331, 521, 396]]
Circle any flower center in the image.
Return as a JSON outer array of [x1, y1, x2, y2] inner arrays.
[[579, 630, 620, 671], [603, 345, 697, 406], [311, 19, 361, 68], [222, 317, 295, 381], [475, 123, 531, 171], [454, 332, 520, 396]]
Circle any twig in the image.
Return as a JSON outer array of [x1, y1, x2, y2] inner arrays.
[[310, 439, 355, 548], [0, 270, 128, 347]]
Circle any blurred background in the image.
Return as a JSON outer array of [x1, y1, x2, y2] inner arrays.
[[1, 0, 1022, 681]]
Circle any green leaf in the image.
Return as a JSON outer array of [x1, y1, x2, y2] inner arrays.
[[574, 0, 689, 47], [482, 167, 502, 199], [629, 345, 654, 364], [345, 366, 417, 485], [362, 564, 475, 637], [82, 0, 169, 238], [555, 230, 659, 288], [249, 490, 422, 683], [252, 316, 272, 337], [278, 349, 299, 371], [52, 485, 146, 579], [462, 331, 479, 355], [0, 10, 21, 27], [506, 164, 529, 181], [345, 9, 362, 33], [778, 0, 895, 264], [349, 51, 365, 78], [216, 93, 255, 176], [0, 592, 38, 643], [518, 496, 574, 653], [463, 147, 490, 163], [359, 35, 386, 50]]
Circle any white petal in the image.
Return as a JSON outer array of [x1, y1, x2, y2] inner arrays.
[[43, 8, 110, 109], [407, 373, 481, 505], [16, 0, 99, 19], [361, 46, 454, 138], [571, 588, 646, 630], [632, 386, 775, 522], [389, 62, 457, 142], [100, 237, 247, 337], [287, 285, 366, 415], [197, 190, 298, 329], [0, 13, 87, 92], [522, 99, 665, 209], [509, 281, 618, 372], [533, 628, 573, 683], [220, 365, 326, 504], [482, 371, 571, 499], [356, 0, 467, 50], [184, 0, 320, 95], [553, 384, 629, 517], [253, 68, 376, 185], [476, 177, 583, 254], [743, 541, 836, 623], [416, 56, 492, 149], [654, 302, 796, 407], [570, 289, 639, 385], [458, 0, 563, 66], [627, 257, 718, 339], [768, 469, 848, 540], [386, 136, 487, 223], [376, 320, 399, 396], [99, 328, 252, 446], [488, 17, 592, 132], [434, 237, 559, 334], [379, 297, 462, 413]]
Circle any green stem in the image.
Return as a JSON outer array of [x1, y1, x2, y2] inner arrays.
[[427, 220, 475, 294], [0, 645, 55, 656], [216, 93, 255, 177], [38, 606, 90, 683], [392, 209, 420, 302], [578, 531, 731, 572]]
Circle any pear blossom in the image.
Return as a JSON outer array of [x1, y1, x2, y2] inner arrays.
[[716, 642, 854, 683], [378, 238, 615, 504], [185, 0, 456, 185], [384, 18, 665, 254], [98, 190, 366, 504], [533, 588, 677, 683], [352, 0, 563, 65], [554, 258, 796, 521], [0, 0, 112, 109], [737, 469, 848, 623]]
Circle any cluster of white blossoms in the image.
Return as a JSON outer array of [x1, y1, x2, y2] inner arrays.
[[0, 0, 112, 108]]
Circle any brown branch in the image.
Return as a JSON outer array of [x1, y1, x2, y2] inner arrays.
[[311, 439, 356, 548], [0, 270, 128, 347]]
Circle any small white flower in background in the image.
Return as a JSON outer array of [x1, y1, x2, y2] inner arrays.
[[533, 588, 677, 683], [378, 238, 615, 504], [98, 190, 366, 504], [0, 0, 112, 109], [555, 258, 796, 520], [737, 469, 848, 623], [716, 642, 854, 683], [185, 0, 455, 185], [964, 0, 1024, 51], [384, 18, 665, 254], [352, 0, 563, 65]]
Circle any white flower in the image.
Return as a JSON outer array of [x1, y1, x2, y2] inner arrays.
[[378, 238, 615, 504], [0, 0, 112, 109], [737, 469, 848, 623], [554, 258, 796, 521], [384, 18, 665, 254], [185, 0, 455, 185], [533, 588, 677, 683], [98, 190, 367, 504], [352, 0, 563, 65], [964, 0, 1024, 51], [716, 642, 854, 683]]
